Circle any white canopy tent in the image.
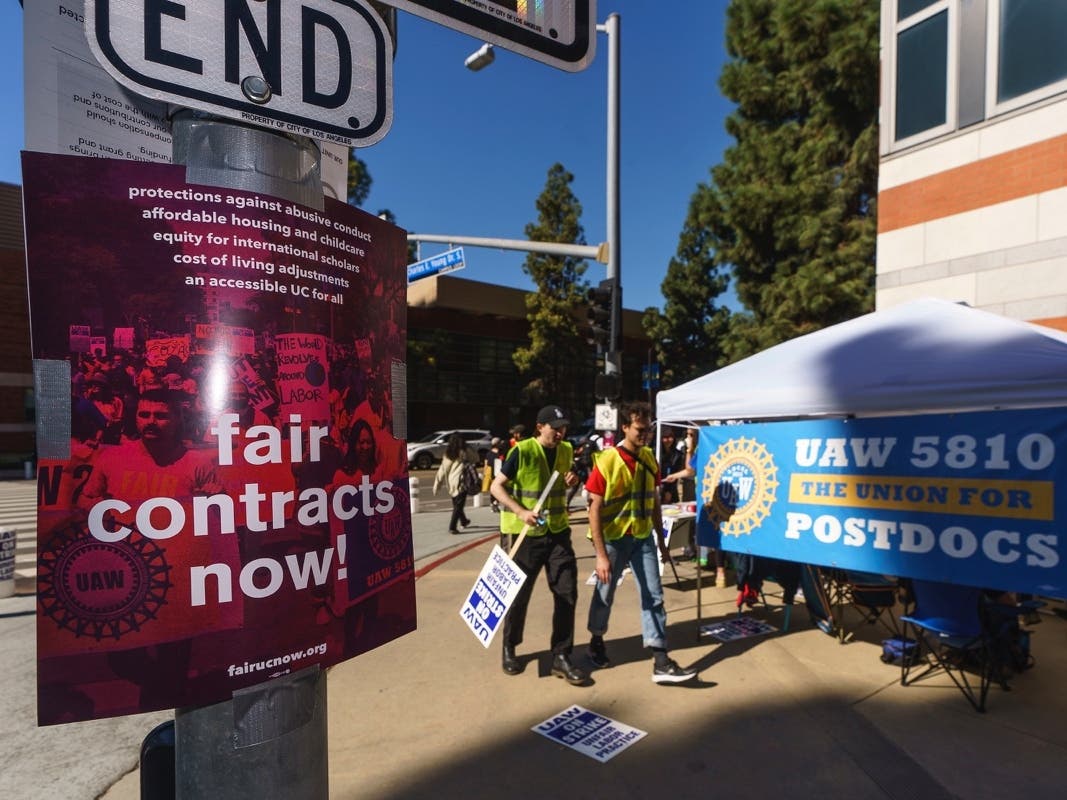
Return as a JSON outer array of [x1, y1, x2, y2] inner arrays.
[[656, 298, 1067, 425]]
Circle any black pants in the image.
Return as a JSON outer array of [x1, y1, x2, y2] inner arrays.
[[501, 529, 577, 655], [732, 554, 801, 603], [449, 492, 470, 531]]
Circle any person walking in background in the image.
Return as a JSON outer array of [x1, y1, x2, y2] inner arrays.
[[487, 436, 507, 513], [490, 405, 586, 686], [658, 427, 687, 505], [664, 427, 727, 586], [433, 432, 478, 535], [585, 401, 697, 684], [508, 423, 526, 449], [567, 434, 597, 512]]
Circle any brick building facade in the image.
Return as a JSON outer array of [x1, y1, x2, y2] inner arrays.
[[878, 1, 1067, 328], [0, 183, 34, 471]]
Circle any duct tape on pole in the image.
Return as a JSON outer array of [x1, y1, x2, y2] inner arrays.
[[0, 527, 16, 599]]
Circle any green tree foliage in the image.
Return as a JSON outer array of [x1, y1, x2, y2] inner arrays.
[[513, 163, 590, 406], [347, 150, 372, 207], [643, 182, 733, 385], [715, 0, 880, 359], [649, 0, 879, 374], [376, 208, 418, 263]]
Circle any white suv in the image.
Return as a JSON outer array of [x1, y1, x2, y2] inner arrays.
[[407, 429, 492, 470]]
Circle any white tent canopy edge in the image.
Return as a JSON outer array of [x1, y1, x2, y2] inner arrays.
[[656, 297, 1067, 426]]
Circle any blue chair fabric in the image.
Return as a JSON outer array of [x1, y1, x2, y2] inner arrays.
[[899, 580, 992, 713]]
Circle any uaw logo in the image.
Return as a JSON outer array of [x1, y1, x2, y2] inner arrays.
[[701, 437, 779, 536], [38, 520, 171, 641]]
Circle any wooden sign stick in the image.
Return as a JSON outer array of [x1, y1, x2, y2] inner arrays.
[[507, 471, 560, 559]]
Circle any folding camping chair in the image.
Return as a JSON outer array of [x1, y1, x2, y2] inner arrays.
[[825, 569, 901, 643], [900, 580, 993, 712]]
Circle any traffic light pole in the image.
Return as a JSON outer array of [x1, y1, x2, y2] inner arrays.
[[418, 14, 623, 401]]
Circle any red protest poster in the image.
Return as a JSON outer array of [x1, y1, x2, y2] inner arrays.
[[22, 152, 416, 725]]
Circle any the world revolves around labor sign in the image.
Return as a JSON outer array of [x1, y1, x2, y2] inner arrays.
[[695, 409, 1067, 597], [22, 152, 416, 725]]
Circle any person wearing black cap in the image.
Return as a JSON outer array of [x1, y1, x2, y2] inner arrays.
[[490, 405, 587, 685]]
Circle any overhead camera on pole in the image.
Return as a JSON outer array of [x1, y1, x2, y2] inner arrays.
[[464, 42, 496, 71]]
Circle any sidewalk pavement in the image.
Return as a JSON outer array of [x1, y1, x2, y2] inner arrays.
[[6, 500, 1067, 799]]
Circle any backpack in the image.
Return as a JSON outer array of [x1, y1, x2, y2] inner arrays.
[[460, 459, 481, 494], [880, 637, 920, 666]]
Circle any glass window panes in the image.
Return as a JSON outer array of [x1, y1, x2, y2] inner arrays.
[[998, 0, 1067, 104], [898, 0, 939, 22], [895, 11, 949, 140]]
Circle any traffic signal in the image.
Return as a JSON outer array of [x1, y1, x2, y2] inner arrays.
[[595, 372, 620, 400], [586, 278, 613, 348]]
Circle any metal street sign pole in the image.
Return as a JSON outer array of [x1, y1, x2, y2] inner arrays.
[[170, 112, 329, 799]]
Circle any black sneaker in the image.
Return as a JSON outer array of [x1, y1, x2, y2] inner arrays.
[[652, 658, 697, 684], [587, 639, 612, 669]]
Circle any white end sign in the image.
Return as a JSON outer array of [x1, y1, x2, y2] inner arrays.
[[84, 0, 393, 146]]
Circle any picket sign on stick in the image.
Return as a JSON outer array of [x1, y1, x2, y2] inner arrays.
[[459, 471, 560, 647]]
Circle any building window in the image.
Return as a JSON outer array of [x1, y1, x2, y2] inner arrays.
[[886, 0, 1067, 153], [896, 10, 950, 140], [991, 0, 1067, 110], [898, 0, 939, 21], [888, 1, 956, 149]]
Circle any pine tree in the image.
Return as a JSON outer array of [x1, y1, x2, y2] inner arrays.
[[714, 0, 879, 360], [642, 181, 733, 385], [347, 151, 372, 207], [514, 163, 591, 407]]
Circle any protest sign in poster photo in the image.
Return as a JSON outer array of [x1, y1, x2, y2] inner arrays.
[[22, 152, 416, 725]]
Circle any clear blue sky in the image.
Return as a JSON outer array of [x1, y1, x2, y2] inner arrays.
[[0, 1, 734, 311]]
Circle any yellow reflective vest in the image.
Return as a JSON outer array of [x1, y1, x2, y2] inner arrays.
[[595, 446, 658, 541], [500, 437, 573, 535]]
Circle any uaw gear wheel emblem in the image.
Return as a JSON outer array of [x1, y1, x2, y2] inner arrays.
[[701, 437, 779, 536], [38, 520, 171, 641], [369, 483, 410, 561]]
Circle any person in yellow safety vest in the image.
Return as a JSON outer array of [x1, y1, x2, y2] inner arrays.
[[490, 405, 587, 686], [584, 401, 698, 684]]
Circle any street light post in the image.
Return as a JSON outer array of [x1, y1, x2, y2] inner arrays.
[[463, 14, 622, 392], [597, 14, 621, 384]]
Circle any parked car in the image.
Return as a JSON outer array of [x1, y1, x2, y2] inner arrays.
[[406, 429, 493, 470], [566, 418, 596, 445]]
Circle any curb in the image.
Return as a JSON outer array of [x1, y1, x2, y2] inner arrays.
[[414, 532, 498, 579]]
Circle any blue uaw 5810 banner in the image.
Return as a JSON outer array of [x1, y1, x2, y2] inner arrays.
[[695, 408, 1067, 596]]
